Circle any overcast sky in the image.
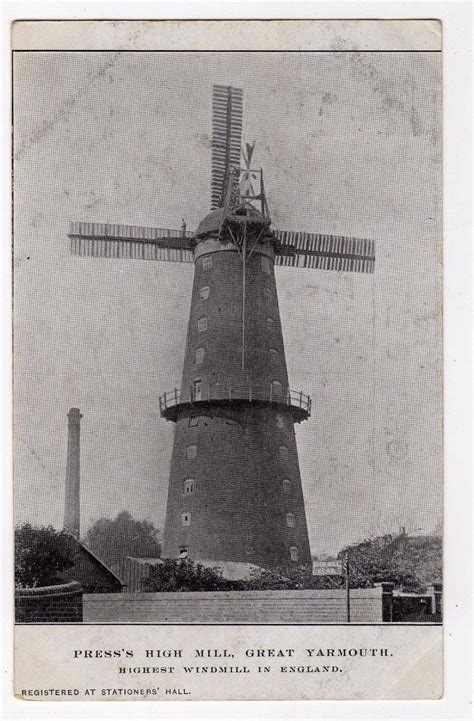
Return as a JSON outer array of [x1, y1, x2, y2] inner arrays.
[[13, 51, 442, 555]]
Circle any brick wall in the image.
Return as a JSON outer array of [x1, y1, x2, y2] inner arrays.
[[16, 582, 83, 623], [84, 587, 387, 624]]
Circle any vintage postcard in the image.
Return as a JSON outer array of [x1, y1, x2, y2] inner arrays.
[[12, 19, 443, 702]]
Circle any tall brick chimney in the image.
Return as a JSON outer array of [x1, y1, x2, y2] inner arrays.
[[64, 408, 82, 538]]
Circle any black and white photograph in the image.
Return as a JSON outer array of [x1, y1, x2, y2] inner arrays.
[[10, 18, 451, 703]]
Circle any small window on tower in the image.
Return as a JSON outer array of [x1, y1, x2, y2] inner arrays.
[[200, 286, 210, 301], [270, 348, 278, 364], [183, 478, 195, 494], [197, 317, 208, 333], [283, 479, 292, 494], [271, 380, 282, 398], [186, 445, 197, 460], [202, 256, 212, 270], [181, 512, 191, 527], [266, 317, 275, 331], [261, 256, 271, 274], [194, 347, 205, 366], [286, 513, 296, 528], [290, 546, 299, 562], [276, 414, 284, 428], [279, 446, 289, 461], [179, 547, 188, 558], [189, 416, 199, 427], [193, 378, 202, 401]]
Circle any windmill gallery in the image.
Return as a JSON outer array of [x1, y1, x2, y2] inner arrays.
[[67, 84, 375, 572]]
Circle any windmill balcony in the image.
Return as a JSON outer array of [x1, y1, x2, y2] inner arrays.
[[159, 382, 311, 423]]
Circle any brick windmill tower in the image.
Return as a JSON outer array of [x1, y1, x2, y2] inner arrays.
[[68, 84, 375, 569]]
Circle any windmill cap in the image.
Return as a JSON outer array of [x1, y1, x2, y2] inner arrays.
[[196, 207, 270, 238], [196, 208, 225, 237]]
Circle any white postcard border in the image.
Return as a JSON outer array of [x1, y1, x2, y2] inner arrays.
[[2, 3, 472, 719]]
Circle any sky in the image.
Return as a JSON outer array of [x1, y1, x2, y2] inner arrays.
[[13, 51, 442, 555]]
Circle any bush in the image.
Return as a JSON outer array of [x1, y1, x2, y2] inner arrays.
[[242, 565, 314, 590], [142, 559, 236, 592], [15, 524, 77, 588], [142, 560, 320, 592]]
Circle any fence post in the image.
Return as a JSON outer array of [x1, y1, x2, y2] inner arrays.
[[374, 582, 394, 622], [429, 583, 443, 618], [174, 388, 178, 406], [345, 549, 351, 623]]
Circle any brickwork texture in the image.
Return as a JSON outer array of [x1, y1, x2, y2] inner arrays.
[[162, 238, 312, 568], [84, 587, 387, 624], [15, 582, 83, 623]]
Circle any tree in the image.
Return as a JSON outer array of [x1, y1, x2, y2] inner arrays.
[[142, 559, 235, 592], [83, 511, 161, 566], [15, 524, 77, 588], [339, 532, 442, 591], [390, 534, 442, 590]]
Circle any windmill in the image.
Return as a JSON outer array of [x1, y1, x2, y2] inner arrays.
[[67, 83, 375, 569]]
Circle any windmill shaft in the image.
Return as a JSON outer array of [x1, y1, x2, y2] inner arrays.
[[161, 222, 312, 567]]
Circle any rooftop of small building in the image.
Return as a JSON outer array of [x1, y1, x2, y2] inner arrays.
[[68, 537, 125, 586]]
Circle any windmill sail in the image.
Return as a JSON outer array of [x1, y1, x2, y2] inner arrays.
[[274, 230, 375, 274], [67, 222, 194, 263], [211, 84, 243, 209]]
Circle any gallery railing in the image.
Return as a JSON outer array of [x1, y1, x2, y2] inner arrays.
[[159, 381, 311, 418]]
